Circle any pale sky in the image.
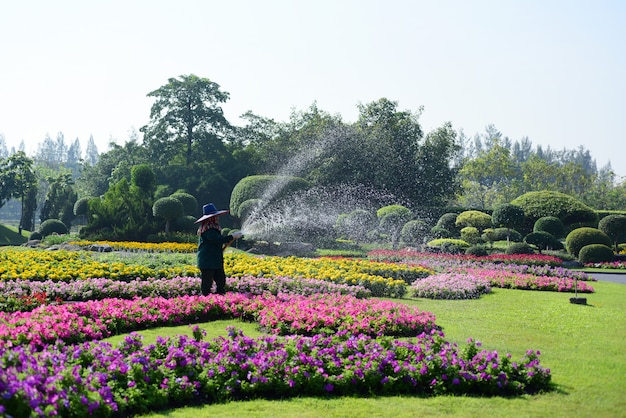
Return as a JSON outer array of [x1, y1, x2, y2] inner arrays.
[[1, 0, 625, 178]]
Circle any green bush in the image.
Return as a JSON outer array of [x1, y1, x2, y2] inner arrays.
[[73, 197, 91, 217], [533, 216, 565, 238], [524, 231, 561, 253], [173, 215, 197, 234], [455, 210, 493, 231], [427, 238, 470, 254], [460, 226, 482, 244], [170, 192, 198, 216], [39, 219, 68, 237], [565, 227, 612, 257], [430, 225, 452, 239], [435, 213, 460, 235], [578, 244, 615, 264], [505, 242, 535, 255], [230, 175, 310, 218], [598, 214, 626, 252], [511, 190, 597, 233], [491, 227, 523, 242], [401, 219, 429, 245], [29, 231, 43, 241], [465, 245, 488, 256]]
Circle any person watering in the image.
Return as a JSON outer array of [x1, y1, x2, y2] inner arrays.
[[195, 203, 243, 295]]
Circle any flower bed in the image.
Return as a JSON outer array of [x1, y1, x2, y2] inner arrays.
[[70, 240, 198, 253], [0, 294, 437, 350], [584, 261, 626, 270], [368, 249, 563, 267], [458, 268, 594, 293], [411, 273, 492, 299], [0, 328, 551, 417], [0, 275, 371, 311]]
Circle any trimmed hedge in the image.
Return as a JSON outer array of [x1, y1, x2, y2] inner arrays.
[[565, 227, 612, 257], [578, 244, 615, 263]]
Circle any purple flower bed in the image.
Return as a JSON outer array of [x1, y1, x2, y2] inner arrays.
[[410, 273, 492, 299], [0, 327, 551, 417]]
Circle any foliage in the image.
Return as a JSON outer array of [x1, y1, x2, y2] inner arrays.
[[336, 209, 378, 244], [152, 197, 184, 233], [170, 191, 198, 216], [491, 203, 525, 242], [38, 219, 68, 236], [426, 238, 471, 254], [597, 214, 626, 251], [229, 175, 310, 218], [72, 196, 90, 216], [565, 227, 612, 257], [400, 219, 429, 246], [464, 245, 488, 256], [0, 151, 38, 230], [130, 163, 156, 196], [578, 244, 615, 264], [377, 205, 413, 249], [511, 190, 597, 232], [40, 172, 77, 227], [435, 213, 460, 235], [460, 226, 481, 244], [504, 242, 534, 255], [533, 216, 565, 238], [455, 210, 492, 231], [524, 231, 561, 253]]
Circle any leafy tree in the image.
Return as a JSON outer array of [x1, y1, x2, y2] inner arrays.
[[40, 173, 77, 228], [491, 203, 525, 245], [377, 204, 412, 249], [400, 219, 430, 246], [598, 214, 626, 252], [524, 231, 559, 253], [130, 164, 156, 197], [66, 137, 82, 179], [0, 152, 38, 232], [141, 74, 232, 167], [337, 209, 378, 244], [229, 175, 310, 219], [84, 135, 99, 166], [153, 197, 184, 234]]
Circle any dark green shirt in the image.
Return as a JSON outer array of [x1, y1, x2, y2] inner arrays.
[[197, 228, 233, 270]]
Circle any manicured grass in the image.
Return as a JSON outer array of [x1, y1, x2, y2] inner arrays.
[[129, 281, 626, 418], [0, 223, 28, 245]]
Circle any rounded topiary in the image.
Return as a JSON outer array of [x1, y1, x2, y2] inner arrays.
[[465, 245, 488, 256], [455, 210, 493, 231], [427, 238, 470, 254], [578, 244, 615, 264], [435, 213, 460, 235], [430, 225, 452, 239], [39, 219, 68, 237], [491, 203, 525, 233], [492, 227, 523, 242], [401, 219, 429, 245], [533, 216, 565, 239], [170, 192, 198, 216], [460, 226, 481, 244], [29, 231, 43, 241], [152, 197, 184, 233], [565, 227, 612, 257], [230, 175, 310, 218], [598, 214, 626, 252], [238, 199, 264, 222], [173, 215, 197, 234], [505, 242, 535, 255], [73, 197, 91, 216], [524, 231, 561, 253], [511, 190, 597, 232]]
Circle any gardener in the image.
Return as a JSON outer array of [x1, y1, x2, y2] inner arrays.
[[195, 203, 243, 295]]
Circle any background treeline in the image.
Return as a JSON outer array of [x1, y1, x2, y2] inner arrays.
[[1, 74, 625, 242]]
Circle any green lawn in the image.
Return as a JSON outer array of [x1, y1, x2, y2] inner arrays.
[[0, 223, 28, 245], [110, 281, 626, 418]]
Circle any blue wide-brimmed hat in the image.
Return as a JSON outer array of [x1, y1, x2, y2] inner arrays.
[[195, 203, 229, 223]]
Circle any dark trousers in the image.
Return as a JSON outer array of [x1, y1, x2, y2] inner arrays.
[[201, 269, 226, 295]]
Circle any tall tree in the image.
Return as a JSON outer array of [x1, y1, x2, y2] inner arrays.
[[0, 152, 38, 231], [85, 135, 99, 166], [66, 137, 83, 179], [140, 74, 232, 166]]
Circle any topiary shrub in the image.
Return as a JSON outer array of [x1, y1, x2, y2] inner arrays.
[[29, 231, 43, 241], [435, 213, 460, 236], [524, 231, 561, 253], [400, 219, 429, 246], [430, 225, 452, 239], [578, 244, 615, 264], [505, 242, 535, 255], [173, 215, 197, 234], [73, 197, 91, 217], [598, 214, 626, 252], [533, 216, 565, 239], [152, 197, 184, 234], [455, 210, 493, 231], [230, 175, 310, 218], [565, 227, 612, 258], [39, 219, 68, 237], [491, 227, 523, 242], [426, 238, 470, 254], [511, 190, 597, 233], [460, 226, 482, 244], [170, 192, 198, 216], [465, 245, 488, 256], [491, 203, 525, 241]]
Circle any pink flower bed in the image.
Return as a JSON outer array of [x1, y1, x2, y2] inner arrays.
[[460, 268, 594, 293]]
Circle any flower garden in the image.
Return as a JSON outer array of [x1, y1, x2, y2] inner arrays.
[[0, 243, 609, 417]]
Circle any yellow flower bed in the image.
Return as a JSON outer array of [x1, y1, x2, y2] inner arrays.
[[224, 253, 431, 297], [69, 240, 197, 253], [0, 248, 199, 281]]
